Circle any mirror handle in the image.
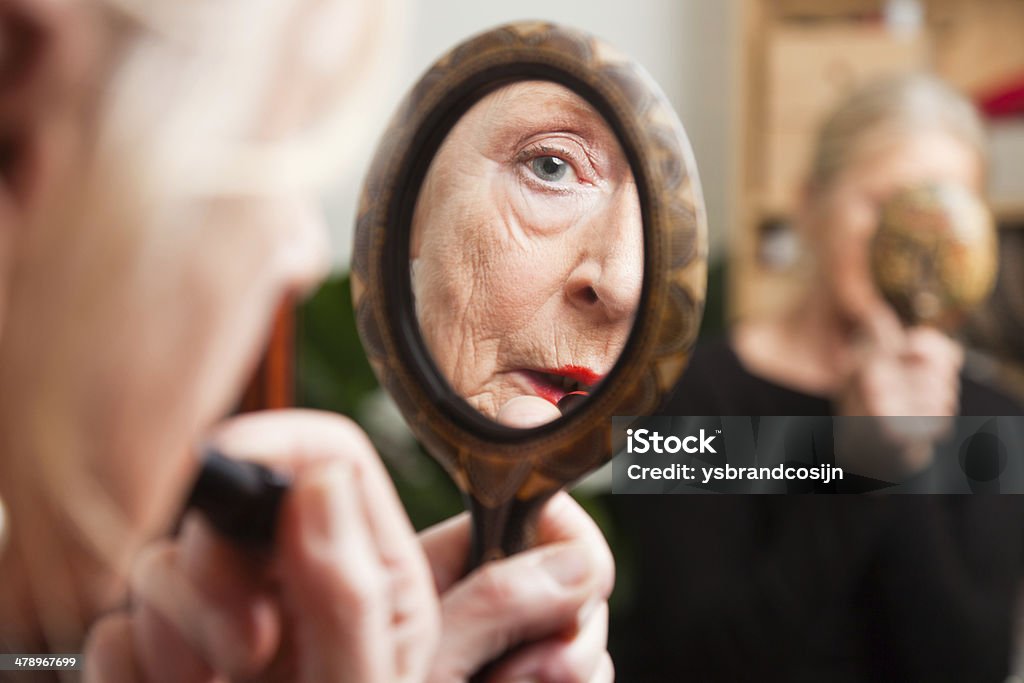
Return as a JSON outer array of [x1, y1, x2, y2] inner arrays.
[[465, 493, 554, 571]]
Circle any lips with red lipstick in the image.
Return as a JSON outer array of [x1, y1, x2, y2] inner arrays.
[[520, 365, 604, 405]]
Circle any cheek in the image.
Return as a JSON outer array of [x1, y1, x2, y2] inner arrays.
[[428, 176, 571, 312], [414, 187, 569, 373], [412, 186, 523, 369], [490, 183, 582, 315], [819, 203, 882, 312], [158, 203, 291, 414], [510, 183, 591, 236]]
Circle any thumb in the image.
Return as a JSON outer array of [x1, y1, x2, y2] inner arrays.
[[431, 541, 604, 681], [496, 396, 561, 428], [83, 614, 142, 683], [857, 304, 907, 356]]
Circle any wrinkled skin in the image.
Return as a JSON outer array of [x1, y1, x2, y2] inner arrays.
[[0, 4, 616, 678], [0, 0, 332, 645], [411, 81, 643, 422]]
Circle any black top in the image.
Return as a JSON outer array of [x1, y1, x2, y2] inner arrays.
[[609, 339, 1024, 683], [665, 340, 1020, 417]]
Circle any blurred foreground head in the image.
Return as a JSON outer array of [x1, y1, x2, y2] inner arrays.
[[0, 0, 398, 650], [796, 73, 988, 328]]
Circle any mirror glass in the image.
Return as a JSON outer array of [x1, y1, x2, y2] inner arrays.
[[352, 20, 707, 563], [409, 80, 642, 428]]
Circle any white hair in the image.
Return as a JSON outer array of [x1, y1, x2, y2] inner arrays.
[[809, 73, 987, 190], [96, 0, 402, 197]]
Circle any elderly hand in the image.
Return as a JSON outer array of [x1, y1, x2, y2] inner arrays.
[[84, 410, 441, 683], [83, 411, 614, 683], [835, 308, 963, 475], [421, 491, 615, 683]]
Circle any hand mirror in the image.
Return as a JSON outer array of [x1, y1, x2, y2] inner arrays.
[[352, 22, 707, 566], [871, 182, 998, 330]]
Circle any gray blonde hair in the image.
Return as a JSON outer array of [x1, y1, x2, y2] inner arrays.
[[95, 0, 402, 197], [808, 73, 987, 190]]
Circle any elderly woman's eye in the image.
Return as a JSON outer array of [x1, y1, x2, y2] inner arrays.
[[529, 155, 576, 183]]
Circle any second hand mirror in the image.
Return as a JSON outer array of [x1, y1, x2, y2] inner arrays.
[[353, 21, 707, 566]]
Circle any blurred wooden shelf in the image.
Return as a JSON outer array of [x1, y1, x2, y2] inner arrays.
[[994, 202, 1024, 225], [729, 0, 1024, 322]]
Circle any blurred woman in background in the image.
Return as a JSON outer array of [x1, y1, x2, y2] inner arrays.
[[0, 1, 614, 681], [682, 73, 1011, 420], [612, 74, 1024, 682]]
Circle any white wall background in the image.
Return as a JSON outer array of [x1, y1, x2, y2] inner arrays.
[[324, 0, 737, 269]]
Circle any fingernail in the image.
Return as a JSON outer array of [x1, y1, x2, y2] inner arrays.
[[539, 544, 590, 587]]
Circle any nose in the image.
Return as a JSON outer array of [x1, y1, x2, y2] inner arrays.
[[564, 182, 643, 322]]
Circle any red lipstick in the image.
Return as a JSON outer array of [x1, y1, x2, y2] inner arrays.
[[521, 366, 604, 406], [539, 365, 603, 386]]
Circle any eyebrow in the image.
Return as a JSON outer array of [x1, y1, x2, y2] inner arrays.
[[480, 83, 624, 172], [502, 86, 607, 136]]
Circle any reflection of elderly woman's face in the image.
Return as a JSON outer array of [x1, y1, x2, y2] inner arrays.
[[411, 81, 642, 420]]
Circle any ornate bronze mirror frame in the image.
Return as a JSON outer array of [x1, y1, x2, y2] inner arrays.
[[351, 21, 708, 565]]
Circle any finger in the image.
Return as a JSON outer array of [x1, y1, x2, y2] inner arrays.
[[206, 409, 377, 471], [336, 436, 441, 683], [175, 515, 282, 677], [904, 327, 964, 371], [497, 396, 561, 428], [902, 347, 961, 416], [210, 411, 440, 681], [907, 373, 960, 415], [485, 602, 610, 683], [278, 456, 439, 683], [534, 494, 615, 577], [420, 492, 613, 595], [842, 317, 895, 388], [861, 358, 897, 415], [433, 537, 613, 680], [858, 305, 907, 356], [418, 511, 472, 593], [130, 543, 223, 683], [134, 604, 223, 683], [83, 613, 143, 683], [591, 653, 614, 683], [211, 410, 436, 619], [278, 456, 388, 682]]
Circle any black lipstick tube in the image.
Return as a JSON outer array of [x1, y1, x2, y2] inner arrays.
[[184, 448, 290, 546]]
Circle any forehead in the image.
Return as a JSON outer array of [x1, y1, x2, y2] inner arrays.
[[460, 80, 613, 143], [845, 129, 983, 198], [477, 81, 600, 121]]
